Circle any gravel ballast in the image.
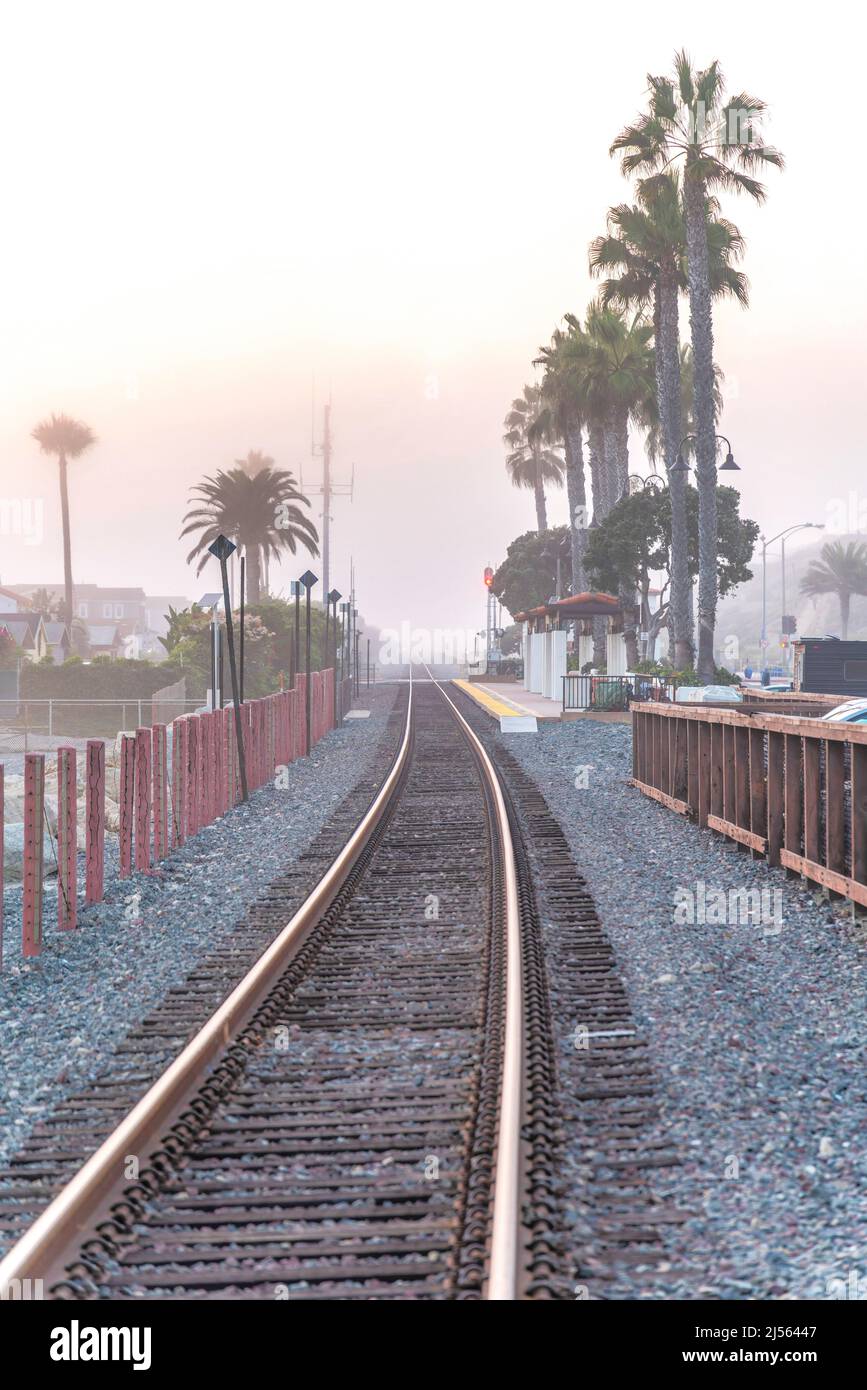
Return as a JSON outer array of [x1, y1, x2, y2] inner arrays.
[[0, 685, 397, 1171], [497, 716, 867, 1300]]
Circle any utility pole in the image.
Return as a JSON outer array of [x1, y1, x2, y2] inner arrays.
[[303, 399, 353, 600]]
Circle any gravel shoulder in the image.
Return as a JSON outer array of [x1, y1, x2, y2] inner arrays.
[[497, 716, 867, 1300], [0, 685, 398, 1168]]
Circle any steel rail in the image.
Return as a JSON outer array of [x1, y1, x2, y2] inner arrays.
[[426, 669, 524, 1301], [0, 675, 416, 1297]]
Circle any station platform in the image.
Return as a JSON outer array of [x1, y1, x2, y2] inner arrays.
[[451, 680, 562, 722], [451, 679, 631, 725]]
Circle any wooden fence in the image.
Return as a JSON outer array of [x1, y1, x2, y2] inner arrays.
[[631, 700, 867, 909], [1, 669, 337, 968]]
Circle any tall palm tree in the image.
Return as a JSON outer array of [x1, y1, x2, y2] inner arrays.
[[503, 384, 564, 532], [534, 317, 590, 594], [590, 175, 748, 668], [237, 449, 276, 594], [31, 414, 96, 624], [582, 303, 655, 506], [580, 304, 655, 666], [800, 542, 867, 639], [182, 466, 318, 602], [612, 50, 783, 678]]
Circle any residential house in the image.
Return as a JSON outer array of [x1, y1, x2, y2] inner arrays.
[[43, 621, 72, 664], [86, 624, 125, 659], [11, 584, 190, 657], [0, 586, 22, 614], [0, 614, 48, 661]]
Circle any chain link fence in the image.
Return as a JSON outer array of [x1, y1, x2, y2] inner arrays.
[[0, 698, 202, 756]]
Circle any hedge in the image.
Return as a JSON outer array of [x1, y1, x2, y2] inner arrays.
[[21, 660, 187, 699]]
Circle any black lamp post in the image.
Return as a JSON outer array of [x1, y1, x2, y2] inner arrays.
[[542, 535, 571, 602], [208, 534, 248, 802], [340, 602, 350, 688], [671, 433, 739, 474], [327, 589, 341, 725], [239, 552, 246, 703], [290, 579, 301, 684], [299, 570, 318, 754]]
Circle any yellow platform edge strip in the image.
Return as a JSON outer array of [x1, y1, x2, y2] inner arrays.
[[451, 679, 532, 720]]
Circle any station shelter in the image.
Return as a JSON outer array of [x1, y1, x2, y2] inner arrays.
[[514, 592, 625, 700]]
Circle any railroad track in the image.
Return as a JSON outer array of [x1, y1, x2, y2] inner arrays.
[[0, 673, 564, 1300]]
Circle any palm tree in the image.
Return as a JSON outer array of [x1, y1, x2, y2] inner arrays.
[[534, 317, 590, 595], [503, 384, 564, 532], [580, 304, 655, 666], [31, 414, 96, 624], [182, 466, 318, 602], [583, 303, 655, 508], [589, 175, 748, 668], [800, 542, 867, 639], [612, 51, 783, 678], [237, 449, 276, 594]]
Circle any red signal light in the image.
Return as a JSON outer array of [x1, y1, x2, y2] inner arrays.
[[484, 566, 493, 588]]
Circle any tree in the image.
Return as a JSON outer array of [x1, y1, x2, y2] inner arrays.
[[31, 414, 97, 624], [534, 319, 589, 595], [23, 587, 64, 620], [160, 595, 336, 694], [583, 490, 668, 652], [582, 303, 655, 510], [181, 466, 318, 603], [589, 174, 748, 668], [581, 303, 655, 665], [503, 384, 564, 532], [584, 483, 758, 665], [612, 50, 783, 679], [238, 450, 276, 593], [491, 527, 570, 619], [800, 542, 867, 639]]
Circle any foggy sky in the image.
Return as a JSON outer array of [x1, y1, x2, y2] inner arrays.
[[1, 2, 863, 638]]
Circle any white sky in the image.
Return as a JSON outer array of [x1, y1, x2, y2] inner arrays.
[[1, 1, 864, 635]]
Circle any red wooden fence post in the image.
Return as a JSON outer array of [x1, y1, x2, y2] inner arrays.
[[211, 710, 219, 818], [152, 723, 168, 860], [0, 766, 4, 968], [172, 718, 186, 847], [57, 746, 77, 930], [134, 728, 152, 872], [197, 713, 208, 826], [186, 717, 198, 838], [22, 753, 45, 956], [243, 704, 252, 789], [85, 740, 105, 904], [119, 735, 135, 879], [222, 706, 233, 809]]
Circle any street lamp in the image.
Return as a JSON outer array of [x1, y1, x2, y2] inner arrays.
[[542, 534, 571, 601], [671, 434, 739, 473], [760, 523, 825, 673]]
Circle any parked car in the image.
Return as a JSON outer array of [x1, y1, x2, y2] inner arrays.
[[821, 698, 867, 724]]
